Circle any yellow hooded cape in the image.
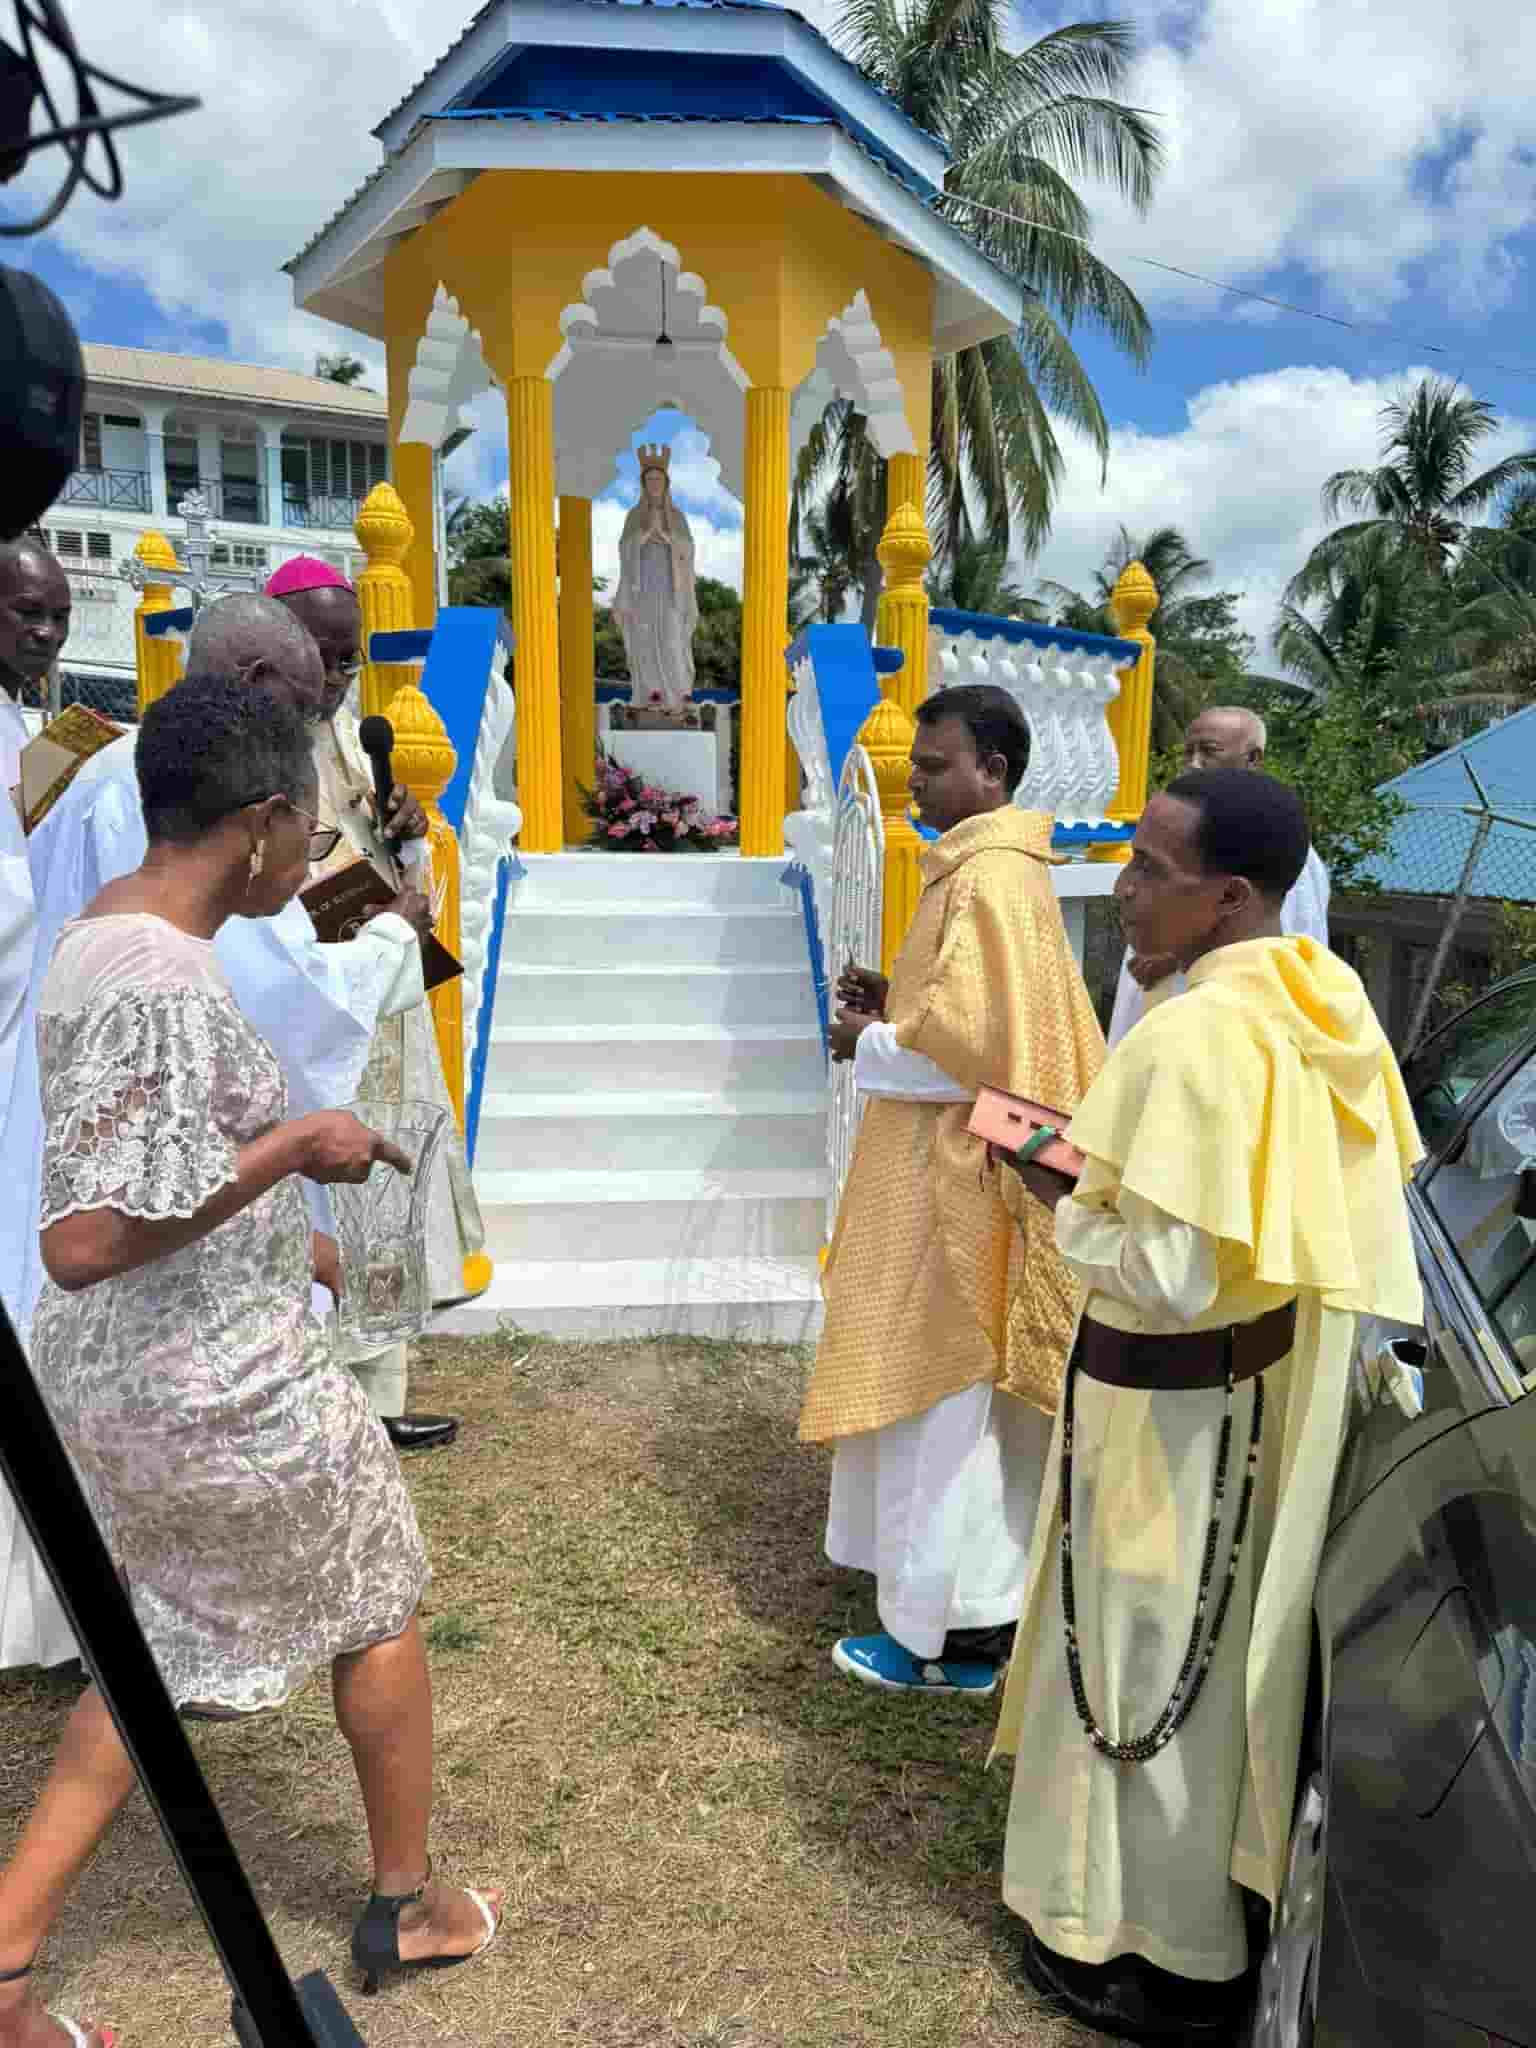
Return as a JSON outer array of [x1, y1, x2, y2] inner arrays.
[[992, 936, 1423, 1913]]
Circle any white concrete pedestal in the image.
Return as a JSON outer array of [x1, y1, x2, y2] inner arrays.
[[598, 703, 733, 815], [1051, 858, 1121, 966]]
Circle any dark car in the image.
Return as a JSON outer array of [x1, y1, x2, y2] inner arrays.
[[1253, 970, 1536, 2047]]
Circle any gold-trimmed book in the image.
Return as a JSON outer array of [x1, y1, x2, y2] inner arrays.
[[15, 704, 123, 834], [300, 856, 462, 992]]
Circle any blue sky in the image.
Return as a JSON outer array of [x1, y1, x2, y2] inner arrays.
[[9, 0, 1536, 652]]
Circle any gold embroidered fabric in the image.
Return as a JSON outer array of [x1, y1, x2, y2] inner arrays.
[[800, 808, 1105, 1442]]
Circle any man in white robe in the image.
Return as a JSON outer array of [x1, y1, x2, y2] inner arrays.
[[0, 540, 76, 1671], [993, 768, 1421, 2040], [267, 557, 486, 1452], [0, 594, 427, 1670], [1107, 707, 1330, 1049]]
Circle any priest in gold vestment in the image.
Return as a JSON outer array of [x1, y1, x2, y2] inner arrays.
[[269, 559, 486, 1454], [801, 684, 1104, 1695], [993, 769, 1421, 2041]]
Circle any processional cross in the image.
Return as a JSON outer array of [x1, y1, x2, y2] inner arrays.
[[117, 489, 268, 611]]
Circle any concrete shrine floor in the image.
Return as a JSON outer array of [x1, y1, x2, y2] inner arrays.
[[0, 1332, 1115, 2047]]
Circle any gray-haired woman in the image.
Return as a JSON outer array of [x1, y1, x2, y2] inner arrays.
[[0, 675, 500, 2048]]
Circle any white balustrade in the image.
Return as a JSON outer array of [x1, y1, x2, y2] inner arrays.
[[825, 744, 884, 1239], [783, 647, 837, 948], [925, 620, 1132, 826]]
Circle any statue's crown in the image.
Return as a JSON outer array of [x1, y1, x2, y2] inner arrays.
[[637, 442, 671, 475]]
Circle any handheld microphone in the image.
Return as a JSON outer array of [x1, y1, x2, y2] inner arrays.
[[357, 714, 396, 843]]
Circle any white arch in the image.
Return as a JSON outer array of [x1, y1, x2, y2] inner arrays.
[[397, 283, 495, 449], [789, 289, 918, 471], [546, 226, 749, 501]]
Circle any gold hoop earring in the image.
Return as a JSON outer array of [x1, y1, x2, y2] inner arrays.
[[247, 838, 265, 892]]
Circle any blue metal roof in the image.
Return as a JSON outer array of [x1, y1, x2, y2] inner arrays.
[[374, 0, 944, 166], [443, 38, 941, 198], [1356, 701, 1536, 900]]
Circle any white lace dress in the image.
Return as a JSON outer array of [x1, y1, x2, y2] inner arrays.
[[27, 913, 430, 1712]]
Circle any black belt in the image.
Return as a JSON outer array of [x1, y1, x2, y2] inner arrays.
[[1075, 1298, 1297, 1391]]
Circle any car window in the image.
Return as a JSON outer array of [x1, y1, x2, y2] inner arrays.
[[1420, 1037, 1536, 1388], [1405, 978, 1536, 1158]]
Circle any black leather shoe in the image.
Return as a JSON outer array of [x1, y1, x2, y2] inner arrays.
[[383, 1413, 458, 1452]]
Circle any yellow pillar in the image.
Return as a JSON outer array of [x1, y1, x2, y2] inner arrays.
[[355, 484, 418, 722], [506, 375, 563, 853], [859, 689, 924, 976], [1092, 559, 1158, 865], [557, 496, 595, 846], [132, 531, 181, 715], [874, 492, 933, 718], [739, 386, 791, 856], [392, 440, 438, 631]]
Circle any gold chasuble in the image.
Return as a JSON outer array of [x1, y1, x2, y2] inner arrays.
[[800, 807, 1104, 1443], [992, 938, 1423, 1969]]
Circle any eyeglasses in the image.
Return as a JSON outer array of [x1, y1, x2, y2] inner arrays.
[[236, 796, 343, 864], [288, 801, 344, 863], [332, 657, 364, 682]]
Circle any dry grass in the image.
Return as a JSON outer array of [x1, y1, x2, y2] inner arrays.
[[0, 1333, 1122, 2048]]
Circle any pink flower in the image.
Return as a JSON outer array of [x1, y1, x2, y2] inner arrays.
[[632, 811, 656, 832], [619, 797, 635, 813], [641, 786, 664, 804], [643, 838, 658, 849], [607, 822, 626, 837], [661, 811, 679, 828]]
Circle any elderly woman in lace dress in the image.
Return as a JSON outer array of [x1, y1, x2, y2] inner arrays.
[[0, 676, 500, 2048]]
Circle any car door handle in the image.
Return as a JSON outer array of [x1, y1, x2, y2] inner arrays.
[[1367, 1338, 1426, 1418]]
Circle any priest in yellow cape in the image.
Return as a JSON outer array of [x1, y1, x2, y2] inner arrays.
[[992, 767, 1422, 2041], [799, 683, 1105, 1696]]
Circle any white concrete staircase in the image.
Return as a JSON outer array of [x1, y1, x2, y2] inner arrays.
[[437, 853, 829, 1340]]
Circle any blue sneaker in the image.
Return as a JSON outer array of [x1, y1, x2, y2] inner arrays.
[[831, 1631, 1000, 1696]]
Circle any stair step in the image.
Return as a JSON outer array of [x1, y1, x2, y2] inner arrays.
[[493, 962, 819, 1031], [487, 1024, 824, 1094], [431, 1255, 825, 1342], [515, 852, 790, 909], [505, 904, 805, 968], [475, 1166, 829, 1260], [474, 1089, 826, 1174]]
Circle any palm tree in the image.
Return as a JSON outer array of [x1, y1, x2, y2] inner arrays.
[[1305, 376, 1536, 583], [927, 535, 1038, 616], [1274, 528, 1430, 695], [1037, 525, 1222, 744], [315, 351, 369, 387], [791, 401, 888, 630], [819, 0, 1159, 580]]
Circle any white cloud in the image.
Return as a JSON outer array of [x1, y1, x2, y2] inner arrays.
[[1023, 363, 1536, 657], [1086, 0, 1536, 322]]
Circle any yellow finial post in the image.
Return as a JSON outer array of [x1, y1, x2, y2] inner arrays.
[[874, 486, 933, 718], [858, 689, 923, 976], [1093, 560, 1158, 864], [132, 531, 182, 715], [355, 484, 418, 722]]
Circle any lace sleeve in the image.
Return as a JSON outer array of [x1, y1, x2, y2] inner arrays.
[[38, 986, 242, 1227]]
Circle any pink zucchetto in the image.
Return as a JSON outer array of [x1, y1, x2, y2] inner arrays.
[[264, 555, 354, 599]]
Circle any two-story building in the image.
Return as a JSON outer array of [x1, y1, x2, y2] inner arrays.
[[36, 345, 463, 717]]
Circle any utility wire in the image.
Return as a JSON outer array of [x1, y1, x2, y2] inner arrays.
[[939, 193, 1536, 388]]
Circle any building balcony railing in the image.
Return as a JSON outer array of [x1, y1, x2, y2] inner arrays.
[[60, 467, 152, 513], [281, 492, 365, 533], [169, 478, 268, 526]]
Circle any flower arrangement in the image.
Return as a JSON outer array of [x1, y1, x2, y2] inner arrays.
[[581, 750, 739, 852]]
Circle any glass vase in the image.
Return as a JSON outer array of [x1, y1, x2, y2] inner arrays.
[[329, 1098, 448, 1360]]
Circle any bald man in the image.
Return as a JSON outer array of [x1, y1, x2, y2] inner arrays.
[[1107, 707, 1331, 1048], [0, 542, 74, 1669]]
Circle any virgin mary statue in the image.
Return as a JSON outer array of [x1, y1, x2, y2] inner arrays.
[[613, 444, 698, 713]]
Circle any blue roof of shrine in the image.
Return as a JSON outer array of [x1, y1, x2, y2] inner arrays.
[[370, 0, 947, 200]]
